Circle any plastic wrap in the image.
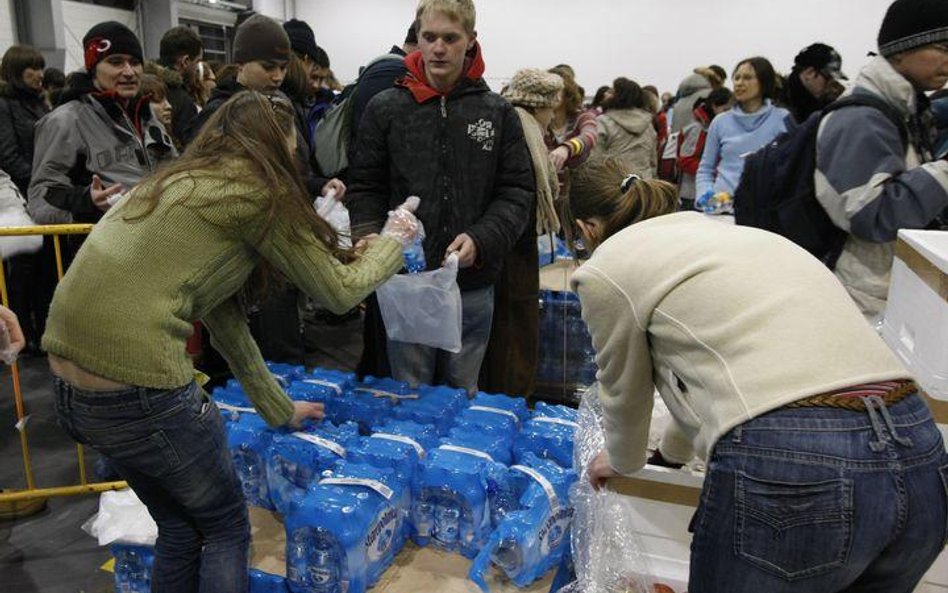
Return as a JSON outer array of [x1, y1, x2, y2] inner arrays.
[[557, 384, 658, 593], [249, 569, 289, 592], [380, 196, 422, 246], [284, 463, 405, 593], [411, 444, 509, 558], [469, 454, 578, 591]]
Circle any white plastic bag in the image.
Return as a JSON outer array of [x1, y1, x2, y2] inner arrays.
[[314, 189, 351, 248], [376, 253, 462, 352], [0, 173, 42, 259], [82, 489, 158, 546]]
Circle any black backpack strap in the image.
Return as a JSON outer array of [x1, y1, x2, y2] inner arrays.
[[822, 93, 908, 149]]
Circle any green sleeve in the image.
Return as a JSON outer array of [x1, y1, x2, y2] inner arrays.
[[253, 216, 405, 315], [202, 297, 294, 427]]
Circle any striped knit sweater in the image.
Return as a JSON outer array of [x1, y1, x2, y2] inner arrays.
[[43, 165, 404, 426]]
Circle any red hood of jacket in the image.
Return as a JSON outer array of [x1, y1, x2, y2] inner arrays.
[[400, 41, 485, 103]]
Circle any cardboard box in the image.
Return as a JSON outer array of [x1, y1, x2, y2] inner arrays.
[[881, 230, 948, 400]]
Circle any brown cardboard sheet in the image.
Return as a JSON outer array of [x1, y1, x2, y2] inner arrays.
[[248, 507, 554, 593]]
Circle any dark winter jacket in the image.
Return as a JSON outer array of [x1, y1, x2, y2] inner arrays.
[[147, 61, 197, 145], [28, 73, 167, 224], [350, 46, 407, 141], [186, 79, 329, 196], [183, 76, 241, 145], [347, 44, 535, 291], [0, 82, 48, 194]]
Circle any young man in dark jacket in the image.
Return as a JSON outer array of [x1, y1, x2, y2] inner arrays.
[[348, 0, 534, 393], [157, 26, 202, 144]]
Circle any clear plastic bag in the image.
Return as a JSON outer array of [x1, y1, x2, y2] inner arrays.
[[82, 489, 157, 546], [314, 189, 352, 248], [556, 384, 657, 593], [376, 253, 462, 353]]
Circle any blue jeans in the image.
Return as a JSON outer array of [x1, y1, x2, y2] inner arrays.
[[54, 379, 249, 593], [387, 285, 494, 393], [690, 393, 948, 593]]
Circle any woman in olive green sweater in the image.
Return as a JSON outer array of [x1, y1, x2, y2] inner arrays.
[[46, 91, 415, 593]]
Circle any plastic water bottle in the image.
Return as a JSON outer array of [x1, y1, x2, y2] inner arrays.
[[400, 196, 426, 273], [490, 538, 523, 575], [414, 498, 433, 538], [287, 530, 309, 589], [309, 530, 339, 593], [114, 547, 134, 593], [433, 498, 460, 546], [234, 447, 264, 503], [403, 235, 426, 273]]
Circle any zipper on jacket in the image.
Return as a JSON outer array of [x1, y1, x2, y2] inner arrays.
[[121, 109, 152, 170], [440, 95, 447, 119]]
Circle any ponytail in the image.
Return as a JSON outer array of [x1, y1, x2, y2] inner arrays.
[[569, 156, 678, 247]]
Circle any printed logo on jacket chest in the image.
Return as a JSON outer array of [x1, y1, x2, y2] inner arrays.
[[467, 119, 495, 152]]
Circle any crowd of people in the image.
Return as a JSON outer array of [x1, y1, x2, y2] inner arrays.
[[0, 0, 947, 592]]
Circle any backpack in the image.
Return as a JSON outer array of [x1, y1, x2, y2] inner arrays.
[[733, 94, 907, 268], [313, 53, 402, 178]]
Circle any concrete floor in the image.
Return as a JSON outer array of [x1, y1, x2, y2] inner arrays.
[[0, 312, 364, 593]]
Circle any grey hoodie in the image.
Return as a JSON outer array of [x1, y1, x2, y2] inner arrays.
[[671, 73, 712, 134], [591, 108, 657, 178]]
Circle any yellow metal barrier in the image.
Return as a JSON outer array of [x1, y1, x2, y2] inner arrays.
[[0, 224, 128, 507]]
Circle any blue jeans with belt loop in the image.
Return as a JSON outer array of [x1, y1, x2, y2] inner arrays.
[[689, 392, 948, 593], [54, 378, 250, 593]]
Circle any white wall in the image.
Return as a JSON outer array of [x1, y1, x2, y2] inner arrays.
[[297, 0, 894, 94], [0, 0, 17, 52], [61, 0, 139, 74], [253, 0, 292, 21]]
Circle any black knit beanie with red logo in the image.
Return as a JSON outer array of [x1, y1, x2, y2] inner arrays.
[[83, 21, 143, 72]]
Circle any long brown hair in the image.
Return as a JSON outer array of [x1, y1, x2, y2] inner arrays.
[[125, 90, 351, 298], [569, 156, 678, 248], [549, 64, 583, 116]]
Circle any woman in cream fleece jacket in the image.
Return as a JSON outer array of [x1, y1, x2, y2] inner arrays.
[[570, 157, 947, 593]]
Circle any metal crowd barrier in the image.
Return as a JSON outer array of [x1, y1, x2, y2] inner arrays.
[[0, 224, 126, 510]]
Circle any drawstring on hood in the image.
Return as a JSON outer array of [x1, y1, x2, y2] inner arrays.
[[399, 41, 486, 103]]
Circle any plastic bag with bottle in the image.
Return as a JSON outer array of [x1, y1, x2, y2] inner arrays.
[[375, 252, 463, 353]]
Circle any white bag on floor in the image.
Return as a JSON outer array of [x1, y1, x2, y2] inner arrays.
[[376, 253, 463, 353], [82, 489, 157, 546]]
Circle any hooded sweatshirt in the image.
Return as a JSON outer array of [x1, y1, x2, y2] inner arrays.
[[671, 73, 712, 134], [591, 107, 657, 178], [696, 100, 789, 198]]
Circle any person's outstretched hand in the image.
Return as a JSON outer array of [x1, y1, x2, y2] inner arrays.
[[287, 401, 325, 429]]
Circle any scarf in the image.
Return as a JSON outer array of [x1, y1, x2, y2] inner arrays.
[[514, 106, 560, 235]]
